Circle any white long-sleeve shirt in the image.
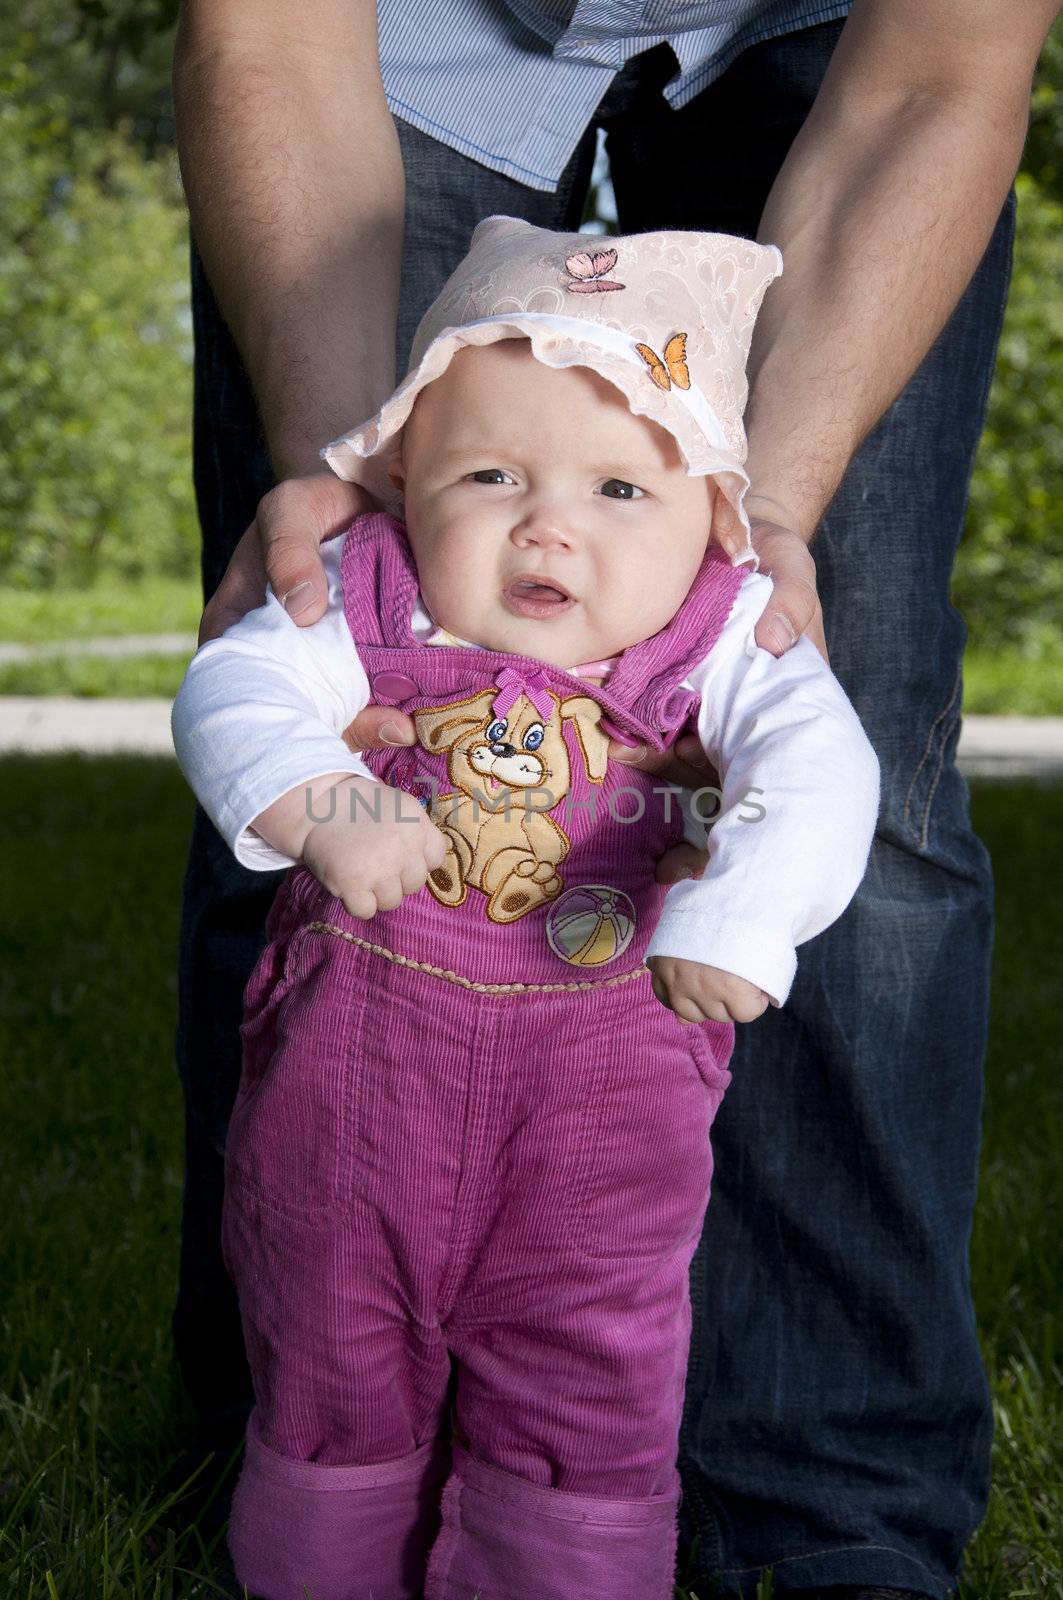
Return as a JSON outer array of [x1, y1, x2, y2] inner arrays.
[[172, 532, 880, 1005]]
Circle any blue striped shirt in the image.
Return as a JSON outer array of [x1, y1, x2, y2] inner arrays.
[[378, 0, 852, 192]]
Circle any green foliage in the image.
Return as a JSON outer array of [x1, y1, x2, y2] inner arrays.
[[960, 19, 1063, 655], [954, 173, 1063, 652], [1022, 24, 1063, 201], [0, 0, 178, 153], [0, 7, 1060, 640], [0, 29, 197, 591]]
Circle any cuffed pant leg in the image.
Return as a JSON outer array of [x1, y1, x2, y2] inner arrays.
[[231, 1416, 449, 1600], [425, 1445, 679, 1600]]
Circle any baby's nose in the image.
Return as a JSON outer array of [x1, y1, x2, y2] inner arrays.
[[512, 510, 574, 550]]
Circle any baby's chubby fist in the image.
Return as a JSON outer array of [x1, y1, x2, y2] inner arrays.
[[647, 954, 770, 1024], [301, 775, 447, 921]]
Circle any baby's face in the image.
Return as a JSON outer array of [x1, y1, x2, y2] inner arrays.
[[390, 340, 716, 669]]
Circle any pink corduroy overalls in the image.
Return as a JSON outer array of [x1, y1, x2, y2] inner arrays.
[[224, 512, 746, 1600]]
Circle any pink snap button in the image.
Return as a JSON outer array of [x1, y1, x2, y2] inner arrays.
[[371, 672, 418, 700], [599, 715, 642, 749]]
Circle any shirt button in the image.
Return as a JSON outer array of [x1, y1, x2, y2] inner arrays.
[[371, 671, 418, 700]]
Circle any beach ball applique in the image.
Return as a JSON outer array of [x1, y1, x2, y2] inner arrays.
[[545, 885, 636, 967]]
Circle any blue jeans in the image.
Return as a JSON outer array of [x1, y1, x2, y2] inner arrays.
[[179, 22, 1014, 1594]]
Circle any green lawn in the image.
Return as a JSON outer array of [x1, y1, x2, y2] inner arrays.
[[0, 653, 193, 698], [0, 758, 1059, 1597], [3, 644, 1058, 710]]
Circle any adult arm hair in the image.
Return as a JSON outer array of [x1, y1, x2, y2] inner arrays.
[[743, 0, 1062, 539], [173, 0, 405, 478]]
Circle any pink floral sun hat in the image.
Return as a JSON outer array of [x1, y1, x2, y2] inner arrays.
[[322, 215, 782, 564]]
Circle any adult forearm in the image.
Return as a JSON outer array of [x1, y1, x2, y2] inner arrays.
[[745, 78, 1028, 539], [173, 3, 404, 478]]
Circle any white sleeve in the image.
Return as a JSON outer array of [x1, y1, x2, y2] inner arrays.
[[171, 533, 379, 871], [644, 572, 880, 1006]]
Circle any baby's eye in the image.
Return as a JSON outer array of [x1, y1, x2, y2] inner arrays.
[[469, 468, 515, 485], [599, 478, 645, 500]]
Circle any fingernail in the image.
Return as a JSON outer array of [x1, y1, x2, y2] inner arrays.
[[614, 742, 647, 764], [282, 580, 315, 617], [380, 721, 413, 747], [676, 867, 694, 880], [767, 613, 797, 651]]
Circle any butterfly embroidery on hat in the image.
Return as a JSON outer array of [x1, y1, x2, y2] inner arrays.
[[634, 332, 690, 391], [563, 248, 625, 294]]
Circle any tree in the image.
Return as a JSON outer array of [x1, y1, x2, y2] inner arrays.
[[0, 28, 196, 587], [953, 172, 1063, 652]]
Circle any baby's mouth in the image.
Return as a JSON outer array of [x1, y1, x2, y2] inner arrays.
[[503, 576, 575, 620]]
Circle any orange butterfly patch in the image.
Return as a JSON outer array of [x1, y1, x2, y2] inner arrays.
[[634, 332, 690, 391]]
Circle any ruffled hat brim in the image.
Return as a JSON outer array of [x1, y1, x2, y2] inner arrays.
[[322, 314, 758, 565]]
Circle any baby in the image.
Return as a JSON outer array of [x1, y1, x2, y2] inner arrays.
[[172, 217, 879, 1600]]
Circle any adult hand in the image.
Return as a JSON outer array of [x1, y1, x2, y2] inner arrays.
[[747, 517, 827, 663], [198, 470, 376, 645], [200, 468, 415, 752]]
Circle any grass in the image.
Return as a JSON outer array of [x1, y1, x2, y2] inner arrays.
[[0, 654, 192, 698], [3, 647, 1059, 713], [0, 757, 1059, 1597], [963, 649, 1063, 716], [0, 578, 201, 646]]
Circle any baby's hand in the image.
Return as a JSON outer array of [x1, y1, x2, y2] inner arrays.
[[301, 776, 447, 920], [647, 955, 770, 1024]]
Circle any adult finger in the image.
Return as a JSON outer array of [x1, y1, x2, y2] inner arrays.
[[198, 473, 376, 645], [749, 520, 825, 662], [199, 524, 270, 645], [259, 474, 376, 628], [342, 705, 418, 753], [608, 733, 720, 790]]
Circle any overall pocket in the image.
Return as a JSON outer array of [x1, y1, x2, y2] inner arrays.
[[226, 927, 370, 1222], [566, 1012, 732, 1262]]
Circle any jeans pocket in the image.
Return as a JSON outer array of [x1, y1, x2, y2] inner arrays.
[[227, 928, 367, 1221], [566, 1018, 725, 1261]]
